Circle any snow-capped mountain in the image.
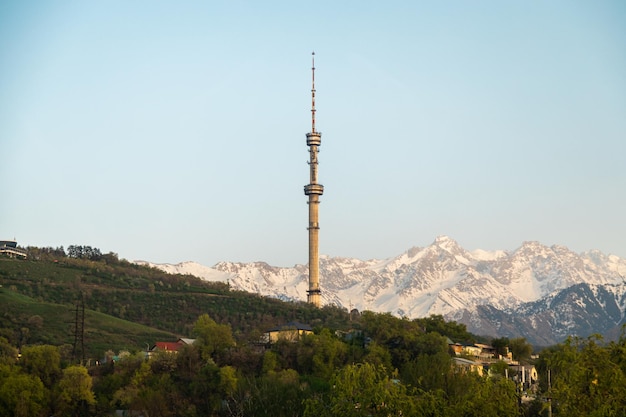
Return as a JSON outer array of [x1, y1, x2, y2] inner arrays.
[[135, 236, 626, 345]]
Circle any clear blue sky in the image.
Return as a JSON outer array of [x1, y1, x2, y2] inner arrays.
[[1, 1, 625, 266]]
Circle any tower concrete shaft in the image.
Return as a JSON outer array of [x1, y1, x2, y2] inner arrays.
[[304, 52, 323, 307]]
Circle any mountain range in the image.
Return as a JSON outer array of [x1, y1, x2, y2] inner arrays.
[[135, 236, 626, 345]]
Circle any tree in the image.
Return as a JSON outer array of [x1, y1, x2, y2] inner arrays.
[[469, 377, 518, 417], [488, 360, 510, 378], [361, 312, 454, 371], [401, 351, 451, 391], [304, 363, 418, 417], [192, 314, 235, 362], [491, 337, 510, 358], [541, 335, 626, 417], [415, 314, 475, 343], [261, 350, 279, 374], [187, 361, 223, 415], [0, 337, 18, 365], [243, 369, 309, 417], [91, 366, 124, 417], [219, 365, 238, 397], [113, 361, 179, 417], [310, 329, 348, 379], [56, 365, 96, 417], [361, 341, 393, 370], [175, 343, 203, 383], [20, 344, 61, 388], [0, 369, 46, 417], [508, 337, 533, 362], [27, 315, 44, 330], [444, 370, 518, 417], [67, 245, 102, 260]]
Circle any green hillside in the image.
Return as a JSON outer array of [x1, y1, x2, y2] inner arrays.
[[0, 253, 351, 358], [0, 287, 176, 355]]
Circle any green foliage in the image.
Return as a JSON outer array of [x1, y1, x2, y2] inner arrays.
[[308, 329, 348, 379], [242, 369, 309, 417], [67, 245, 103, 260], [0, 336, 18, 365], [539, 334, 626, 416], [187, 361, 223, 415], [361, 311, 450, 369], [449, 377, 518, 417], [488, 360, 510, 378], [491, 336, 510, 357], [401, 351, 451, 391], [509, 337, 533, 362], [5, 250, 626, 416], [415, 314, 475, 343], [304, 363, 418, 417], [0, 367, 46, 417], [56, 365, 96, 417], [129, 373, 177, 417], [192, 313, 235, 362], [20, 344, 61, 388], [261, 350, 278, 374], [0, 309, 624, 416], [219, 365, 238, 397], [361, 341, 392, 370]]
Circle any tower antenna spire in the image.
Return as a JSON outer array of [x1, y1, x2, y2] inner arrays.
[[311, 51, 316, 133]]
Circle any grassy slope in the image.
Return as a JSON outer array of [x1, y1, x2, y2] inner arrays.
[[0, 286, 176, 357], [0, 256, 352, 358]]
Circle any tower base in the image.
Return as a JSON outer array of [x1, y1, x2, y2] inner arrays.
[[307, 289, 321, 307]]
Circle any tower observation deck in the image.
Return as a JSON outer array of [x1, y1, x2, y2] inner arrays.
[[304, 52, 323, 307]]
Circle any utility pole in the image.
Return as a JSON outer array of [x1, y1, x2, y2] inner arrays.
[[72, 292, 85, 364], [547, 368, 552, 417]]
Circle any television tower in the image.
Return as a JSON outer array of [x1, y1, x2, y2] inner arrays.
[[304, 52, 323, 307]]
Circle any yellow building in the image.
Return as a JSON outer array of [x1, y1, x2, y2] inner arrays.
[[265, 322, 313, 343]]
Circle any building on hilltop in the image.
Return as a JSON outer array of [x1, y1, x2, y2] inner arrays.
[[264, 321, 313, 343], [450, 341, 513, 362], [147, 338, 196, 357], [0, 240, 27, 258], [453, 357, 484, 376], [153, 341, 184, 352]]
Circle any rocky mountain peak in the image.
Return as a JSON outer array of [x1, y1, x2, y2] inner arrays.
[[432, 235, 463, 253], [136, 237, 626, 345]]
